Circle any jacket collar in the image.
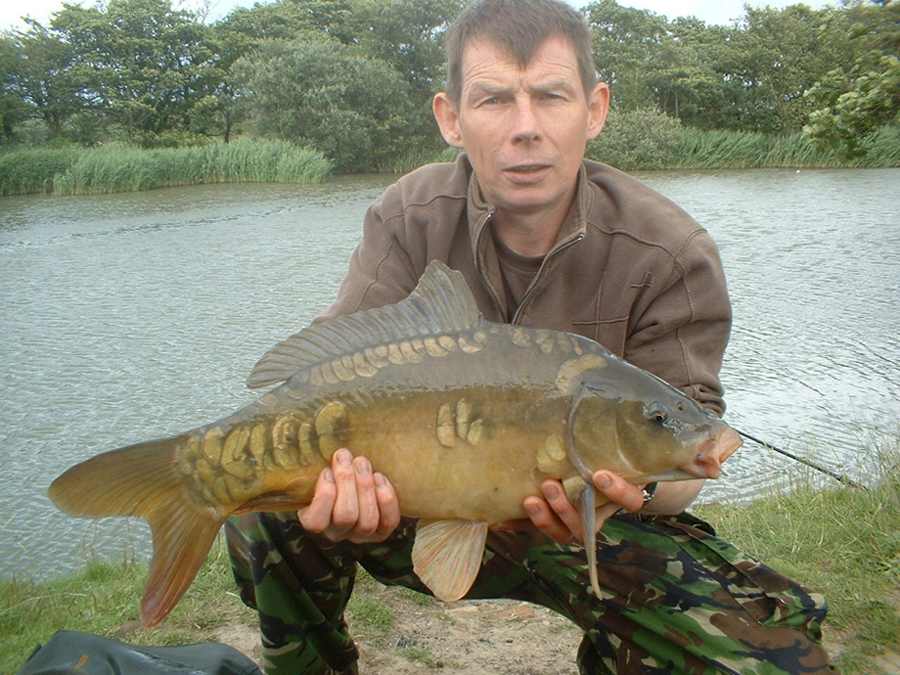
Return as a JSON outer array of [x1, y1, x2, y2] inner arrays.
[[460, 153, 592, 320], [464, 154, 592, 258]]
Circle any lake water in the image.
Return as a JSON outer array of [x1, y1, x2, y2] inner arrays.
[[1, 168, 898, 580]]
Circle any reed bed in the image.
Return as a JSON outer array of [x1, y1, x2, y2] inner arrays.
[[0, 140, 332, 197], [387, 145, 460, 175], [403, 124, 898, 174], [0, 147, 81, 196]]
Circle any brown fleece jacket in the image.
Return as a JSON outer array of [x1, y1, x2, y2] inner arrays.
[[321, 154, 732, 415]]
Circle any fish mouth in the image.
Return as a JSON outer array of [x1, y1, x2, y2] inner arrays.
[[682, 426, 743, 479], [717, 427, 742, 463]]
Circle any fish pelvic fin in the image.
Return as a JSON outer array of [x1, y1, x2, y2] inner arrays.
[[247, 260, 484, 389], [412, 519, 488, 602], [48, 437, 224, 628]]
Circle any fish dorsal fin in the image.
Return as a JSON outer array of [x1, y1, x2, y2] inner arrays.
[[412, 519, 488, 602], [248, 260, 484, 389]]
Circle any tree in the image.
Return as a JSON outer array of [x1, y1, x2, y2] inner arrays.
[[217, 0, 354, 43], [0, 35, 28, 142], [51, 0, 221, 146], [732, 4, 846, 132], [349, 0, 464, 96], [804, 1, 900, 155], [190, 22, 258, 143], [344, 0, 465, 147], [8, 19, 86, 140], [585, 0, 671, 111], [233, 38, 415, 171]]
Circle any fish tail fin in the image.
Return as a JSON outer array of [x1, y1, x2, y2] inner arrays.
[[48, 436, 224, 627]]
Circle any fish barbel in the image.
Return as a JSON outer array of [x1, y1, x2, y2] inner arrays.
[[49, 261, 741, 627]]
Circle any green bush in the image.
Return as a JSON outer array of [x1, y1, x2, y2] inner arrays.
[[233, 38, 419, 173], [587, 109, 684, 170], [587, 108, 899, 170]]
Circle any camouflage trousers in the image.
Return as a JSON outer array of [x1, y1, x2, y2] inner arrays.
[[225, 511, 833, 674]]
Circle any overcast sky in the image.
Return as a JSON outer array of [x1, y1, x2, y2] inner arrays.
[[1, 0, 838, 33]]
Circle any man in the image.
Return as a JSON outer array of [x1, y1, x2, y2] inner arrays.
[[227, 1, 832, 673]]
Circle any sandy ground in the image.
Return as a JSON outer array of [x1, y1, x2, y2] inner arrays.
[[215, 590, 583, 674], [212, 583, 900, 675]]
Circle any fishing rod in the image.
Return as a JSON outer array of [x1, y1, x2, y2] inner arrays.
[[733, 428, 868, 491]]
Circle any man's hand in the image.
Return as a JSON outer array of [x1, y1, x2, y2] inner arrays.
[[298, 448, 401, 544], [522, 471, 645, 545]]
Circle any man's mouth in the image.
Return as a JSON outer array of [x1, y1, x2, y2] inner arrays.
[[505, 163, 549, 171], [502, 163, 552, 183]]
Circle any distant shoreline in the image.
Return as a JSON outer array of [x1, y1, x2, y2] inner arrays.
[[2, 125, 898, 198]]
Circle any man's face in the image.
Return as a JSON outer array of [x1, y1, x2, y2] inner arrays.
[[434, 36, 608, 218]]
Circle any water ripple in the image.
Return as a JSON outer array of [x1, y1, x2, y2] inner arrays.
[[2, 169, 897, 579]]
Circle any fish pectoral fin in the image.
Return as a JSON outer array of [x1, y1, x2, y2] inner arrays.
[[232, 489, 309, 515], [412, 519, 488, 602], [579, 486, 603, 600], [637, 469, 698, 482]]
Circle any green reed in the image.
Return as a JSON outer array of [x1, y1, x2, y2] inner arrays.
[[387, 145, 460, 175], [0, 140, 332, 197], [0, 147, 81, 196]]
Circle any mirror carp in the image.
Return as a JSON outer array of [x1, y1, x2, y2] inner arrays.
[[49, 261, 741, 627]]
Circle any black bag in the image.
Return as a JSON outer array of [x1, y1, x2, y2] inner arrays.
[[16, 630, 262, 675]]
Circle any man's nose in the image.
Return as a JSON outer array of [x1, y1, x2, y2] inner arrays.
[[510, 99, 540, 143]]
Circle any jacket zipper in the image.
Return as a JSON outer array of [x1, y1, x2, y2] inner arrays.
[[473, 209, 508, 318], [511, 231, 585, 325]]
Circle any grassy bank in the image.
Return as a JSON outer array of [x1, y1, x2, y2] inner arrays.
[[586, 111, 900, 171], [695, 468, 900, 671], [3, 119, 895, 199], [0, 139, 332, 197], [2, 463, 897, 673]]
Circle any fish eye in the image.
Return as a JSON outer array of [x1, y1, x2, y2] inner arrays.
[[653, 412, 668, 425]]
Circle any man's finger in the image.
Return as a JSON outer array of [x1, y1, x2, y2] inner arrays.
[[298, 468, 336, 533], [541, 480, 584, 541], [373, 472, 401, 539], [351, 456, 378, 538], [593, 471, 644, 512], [524, 494, 575, 544], [330, 449, 359, 534]]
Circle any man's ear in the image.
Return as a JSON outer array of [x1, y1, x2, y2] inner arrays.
[[433, 92, 464, 148], [585, 81, 610, 141]]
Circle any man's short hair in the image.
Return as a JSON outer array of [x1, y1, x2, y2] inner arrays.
[[444, 0, 597, 104]]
